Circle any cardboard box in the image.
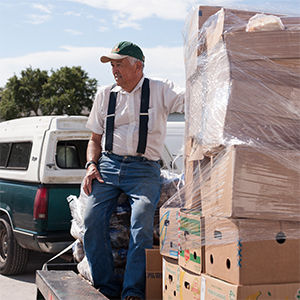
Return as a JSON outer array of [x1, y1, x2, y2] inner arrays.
[[186, 6, 265, 76], [178, 209, 204, 275], [162, 256, 180, 300], [225, 30, 300, 63], [220, 109, 300, 150], [179, 249, 203, 276], [201, 274, 300, 300], [187, 78, 300, 152], [179, 209, 202, 249], [179, 267, 201, 300], [205, 217, 300, 285], [185, 6, 300, 151], [197, 6, 290, 34], [200, 145, 300, 221], [184, 159, 202, 208], [160, 207, 180, 259], [186, 6, 300, 75], [196, 6, 300, 66], [146, 248, 162, 300], [190, 5, 300, 37], [226, 79, 300, 120], [183, 139, 207, 209]]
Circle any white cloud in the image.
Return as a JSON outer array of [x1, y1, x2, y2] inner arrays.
[[32, 3, 52, 14], [97, 26, 109, 32], [64, 29, 83, 35], [113, 12, 141, 30], [67, 0, 195, 21], [27, 3, 53, 24], [144, 46, 185, 87], [0, 46, 185, 89], [64, 0, 252, 30], [86, 14, 96, 19], [65, 0, 299, 24], [64, 11, 81, 17], [26, 14, 51, 24]]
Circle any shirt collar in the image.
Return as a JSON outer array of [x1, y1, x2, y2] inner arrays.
[[131, 76, 145, 93], [111, 75, 145, 94]]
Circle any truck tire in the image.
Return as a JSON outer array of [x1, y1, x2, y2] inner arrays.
[[0, 216, 29, 275]]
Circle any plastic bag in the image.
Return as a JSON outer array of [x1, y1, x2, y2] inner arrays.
[[246, 13, 285, 32]]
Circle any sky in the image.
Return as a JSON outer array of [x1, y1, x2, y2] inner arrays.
[[0, 0, 299, 90]]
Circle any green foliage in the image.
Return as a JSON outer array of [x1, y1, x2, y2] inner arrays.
[[0, 66, 98, 120]]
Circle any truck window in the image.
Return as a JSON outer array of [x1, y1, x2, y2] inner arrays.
[[0, 143, 10, 167], [56, 140, 88, 169], [0, 142, 32, 170]]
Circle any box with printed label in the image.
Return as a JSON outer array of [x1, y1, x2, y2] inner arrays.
[[200, 274, 300, 300], [160, 207, 180, 259], [162, 256, 180, 300], [146, 248, 162, 300], [205, 217, 300, 285], [179, 267, 201, 300], [179, 248, 203, 277], [178, 209, 204, 275]]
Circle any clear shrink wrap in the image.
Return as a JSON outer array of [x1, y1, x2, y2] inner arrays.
[[160, 6, 300, 284], [182, 5, 300, 218], [184, 6, 300, 161]]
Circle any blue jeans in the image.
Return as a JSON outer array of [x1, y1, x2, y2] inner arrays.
[[83, 152, 161, 299]]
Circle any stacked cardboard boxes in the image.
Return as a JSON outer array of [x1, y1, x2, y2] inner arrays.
[[162, 251, 202, 300], [160, 5, 300, 300], [159, 200, 203, 299], [184, 6, 300, 154]]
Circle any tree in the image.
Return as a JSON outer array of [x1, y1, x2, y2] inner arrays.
[[0, 68, 49, 119], [0, 78, 20, 120], [0, 66, 98, 120], [40, 66, 97, 115]]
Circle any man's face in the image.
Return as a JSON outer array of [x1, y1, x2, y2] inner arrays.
[[110, 58, 140, 89]]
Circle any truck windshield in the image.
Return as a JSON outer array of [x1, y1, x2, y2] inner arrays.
[[56, 140, 88, 169]]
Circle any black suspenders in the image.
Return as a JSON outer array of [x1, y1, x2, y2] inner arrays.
[[105, 78, 150, 154], [104, 84, 117, 152], [136, 78, 150, 154]]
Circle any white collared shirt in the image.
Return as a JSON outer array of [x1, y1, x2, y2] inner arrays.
[[86, 76, 185, 161]]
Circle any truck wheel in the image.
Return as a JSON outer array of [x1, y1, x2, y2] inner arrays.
[[0, 216, 29, 275]]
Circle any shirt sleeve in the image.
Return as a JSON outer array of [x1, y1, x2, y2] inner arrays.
[[162, 79, 185, 114], [86, 89, 105, 134]]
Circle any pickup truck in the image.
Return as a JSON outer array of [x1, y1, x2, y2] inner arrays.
[[0, 115, 184, 275]]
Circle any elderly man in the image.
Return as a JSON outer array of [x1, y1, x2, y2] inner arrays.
[[83, 41, 184, 300]]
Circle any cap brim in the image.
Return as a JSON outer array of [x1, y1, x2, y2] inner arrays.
[[100, 53, 128, 63]]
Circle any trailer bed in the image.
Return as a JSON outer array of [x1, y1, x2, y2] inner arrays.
[[36, 270, 109, 300]]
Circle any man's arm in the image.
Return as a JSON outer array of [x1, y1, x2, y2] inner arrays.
[[161, 79, 185, 114], [82, 132, 104, 195], [86, 132, 102, 162]]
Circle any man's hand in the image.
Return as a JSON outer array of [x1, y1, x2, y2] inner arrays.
[[82, 164, 103, 195]]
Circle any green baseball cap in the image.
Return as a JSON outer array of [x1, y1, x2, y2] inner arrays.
[[100, 41, 145, 63]]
